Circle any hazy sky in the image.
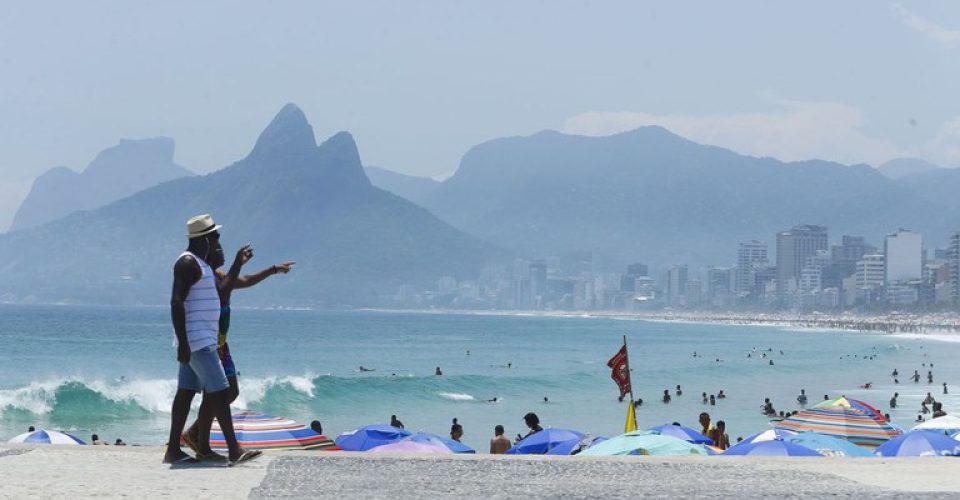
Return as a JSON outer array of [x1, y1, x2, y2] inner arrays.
[[1, 1, 958, 230]]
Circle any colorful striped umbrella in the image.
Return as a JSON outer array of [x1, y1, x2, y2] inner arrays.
[[8, 430, 86, 445], [774, 405, 901, 447], [211, 412, 336, 451], [875, 430, 960, 457], [814, 397, 884, 420]]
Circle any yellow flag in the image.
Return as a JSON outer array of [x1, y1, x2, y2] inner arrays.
[[624, 401, 637, 433]]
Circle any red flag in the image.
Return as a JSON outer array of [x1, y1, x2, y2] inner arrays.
[[607, 345, 632, 399]]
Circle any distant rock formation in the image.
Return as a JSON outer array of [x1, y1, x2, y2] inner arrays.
[[0, 104, 498, 306], [11, 137, 192, 231], [365, 166, 440, 204]]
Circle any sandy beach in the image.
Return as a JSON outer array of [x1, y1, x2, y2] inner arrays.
[[366, 308, 960, 338], [2, 445, 960, 499]]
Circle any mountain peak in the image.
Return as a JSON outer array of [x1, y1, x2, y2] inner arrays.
[[315, 131, 371, 190], [249, 103, 317, 160]]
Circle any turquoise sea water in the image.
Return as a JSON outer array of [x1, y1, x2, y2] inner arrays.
[[2, 304, 959, 452]]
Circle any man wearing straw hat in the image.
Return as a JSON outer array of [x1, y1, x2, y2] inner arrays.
[[163, 214, 260, 465]]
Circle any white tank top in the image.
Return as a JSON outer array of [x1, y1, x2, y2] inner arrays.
[[177, 251, 219, 352]]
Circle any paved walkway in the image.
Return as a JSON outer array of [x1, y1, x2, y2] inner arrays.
[[3, 446, 960, 499], [251, 454, 960, 499]]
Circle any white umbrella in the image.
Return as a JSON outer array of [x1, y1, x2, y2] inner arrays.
[[8, 429, 86, 445], [911, 415, 960, 435]]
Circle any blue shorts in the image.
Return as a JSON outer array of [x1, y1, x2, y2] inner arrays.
[[178, 344, 230, 393]]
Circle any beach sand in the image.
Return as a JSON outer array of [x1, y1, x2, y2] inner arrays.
[[2, 445, 960, 499]]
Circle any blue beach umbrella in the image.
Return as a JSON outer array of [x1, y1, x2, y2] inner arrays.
[[8, 430, 86, 445], [406, 432, 476, 453], [738, 428, 798, 445], [875, 430, 960, 457], [506, 428, 585, 455], [545, 436, 607, 456], [335, 424, 412, 451], [723, 439, 822, 457], [648, 424, 713, 445], [785, 432, 872, 457], [579, 431, 709, 457]]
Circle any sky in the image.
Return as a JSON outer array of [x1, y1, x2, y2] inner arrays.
[[0, 1, 958, 231]]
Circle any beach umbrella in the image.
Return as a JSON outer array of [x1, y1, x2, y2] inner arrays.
[[738, 428, 798, 445], [579, 431, 709, 457], [406, 432, 475, 453], [784, 432, 872, 457], [506, 428, 585, 455], [210, 412, 336, 451], [723, 439, 823, 457], [368, 440, 452, 454], [648, 424, 713, 445], [911, 415, 960, 435], [774, 406, 901, 447], [545, 436, 607, 456], [335, 424, 412, 452], [8, 430, 85, 445], [814, 397, 885, 421], [875, 430, 960, 457]]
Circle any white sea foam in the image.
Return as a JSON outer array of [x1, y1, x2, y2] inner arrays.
[[438, 392, 475, 401], [234, 373, 317, 409], [889, 333, 960, 344]]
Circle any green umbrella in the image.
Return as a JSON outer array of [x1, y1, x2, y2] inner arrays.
[[579, 430, 709, 456]]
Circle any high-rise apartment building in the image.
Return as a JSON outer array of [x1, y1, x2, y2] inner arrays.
[[776, 225, 828, 297], [884, 229, 922, 286], [736, 240, 768, 296], [666, 265, 688, 306]]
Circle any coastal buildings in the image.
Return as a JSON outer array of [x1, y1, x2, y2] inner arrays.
[[736, 240, 768, 298], [776, 225, 828, 300]]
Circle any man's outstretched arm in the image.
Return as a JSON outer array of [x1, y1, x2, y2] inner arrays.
[[235, 261, 295, 289]]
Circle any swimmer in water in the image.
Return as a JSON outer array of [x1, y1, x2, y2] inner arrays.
[[359, 366, 375, 372]]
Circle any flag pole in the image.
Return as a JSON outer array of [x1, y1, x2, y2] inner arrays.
[[623, 334, 638, 430]]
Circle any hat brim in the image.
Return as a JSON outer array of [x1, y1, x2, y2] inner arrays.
[[187, 224, 222, 238]]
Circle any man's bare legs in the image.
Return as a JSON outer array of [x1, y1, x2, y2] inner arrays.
[[163, 389, 197, 463]]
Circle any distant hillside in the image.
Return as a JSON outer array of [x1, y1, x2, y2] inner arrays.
[[424, 127, 950, 269], [0, 104, 498, 306], [899, 168, 960, 212], [878, 157, 943, 180], [364, 166, 440, 204], [11, 137, 192, 231]]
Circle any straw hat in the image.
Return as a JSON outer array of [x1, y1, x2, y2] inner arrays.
[[186, 214, 222, 238]]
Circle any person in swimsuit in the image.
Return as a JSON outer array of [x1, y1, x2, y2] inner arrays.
[[181, 243, 293, 458]]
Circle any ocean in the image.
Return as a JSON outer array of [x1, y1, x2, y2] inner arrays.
[[2, 304, 958, 452]]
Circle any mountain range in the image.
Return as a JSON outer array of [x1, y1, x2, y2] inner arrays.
[[423, 127, 956, 270], [11, 137, 192, 231], [0, 104, 497, 306], [4, 106, 960, 306]]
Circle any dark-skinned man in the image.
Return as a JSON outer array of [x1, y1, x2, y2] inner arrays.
[[181, 240, 294, 459], [163, 214, 260, 465]]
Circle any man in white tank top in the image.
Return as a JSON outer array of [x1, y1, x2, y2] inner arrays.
[[163, 214, 260, 465]]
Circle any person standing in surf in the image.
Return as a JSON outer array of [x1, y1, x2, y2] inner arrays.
[[181, 236, 294, 458], [164, 214, 260, 465]]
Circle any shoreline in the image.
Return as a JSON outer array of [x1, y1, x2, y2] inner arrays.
[[359, 308, 960, 337]]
